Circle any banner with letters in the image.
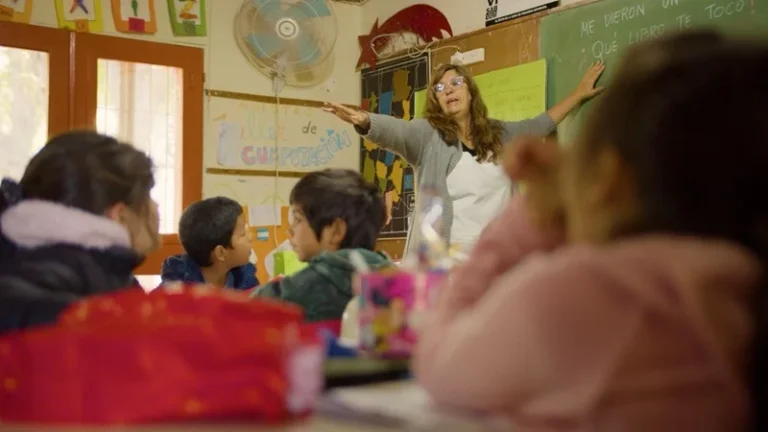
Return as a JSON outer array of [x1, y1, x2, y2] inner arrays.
[[485, 0, 559, 27]]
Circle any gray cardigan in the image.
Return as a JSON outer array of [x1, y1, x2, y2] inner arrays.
[[359, 112, 557, 257]]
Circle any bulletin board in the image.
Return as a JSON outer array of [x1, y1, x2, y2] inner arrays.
[[204, 90, 359, 173], [360, 54, 429, 241], [429, 10, 545, 75]]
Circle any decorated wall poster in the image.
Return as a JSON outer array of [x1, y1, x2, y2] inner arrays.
[[360, 53, 429, 239], [168, 0, 206, 36], [54, 0, 104, 32], [111, 0, 157, 33], [0, 0, 33, 23]]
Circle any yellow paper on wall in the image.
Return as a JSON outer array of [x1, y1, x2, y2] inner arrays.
[[473, 59, 547, 122], [413, 90, 427, 119]]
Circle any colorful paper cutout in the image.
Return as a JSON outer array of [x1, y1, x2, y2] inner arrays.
[[54, 0, 103, 32], [168, 0, 206, 36], [0, 0, 33, 23], [111, 0, 156, 34]]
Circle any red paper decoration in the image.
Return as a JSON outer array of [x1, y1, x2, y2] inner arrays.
[[357, 4, 453, 69]]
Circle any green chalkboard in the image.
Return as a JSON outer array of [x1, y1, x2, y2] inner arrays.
[[541, 0, 768, 142]]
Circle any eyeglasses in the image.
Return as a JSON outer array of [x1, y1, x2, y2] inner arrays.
[[433, 76, 466, 94]]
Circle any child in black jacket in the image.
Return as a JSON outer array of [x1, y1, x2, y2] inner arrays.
[[0, 131, 160, 333]]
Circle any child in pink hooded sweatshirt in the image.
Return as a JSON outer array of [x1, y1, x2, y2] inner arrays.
[[413, 31, 768, 431]]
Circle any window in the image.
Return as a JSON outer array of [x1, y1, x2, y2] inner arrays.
[[0, 21, 70, 177], [0, 46, 48, 180], [95, 60, 183, 234], [74, 33, 204, 275], [0, 22, 203, 275]]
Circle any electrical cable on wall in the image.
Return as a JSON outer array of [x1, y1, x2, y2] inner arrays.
[[272, 85, 281, 250]]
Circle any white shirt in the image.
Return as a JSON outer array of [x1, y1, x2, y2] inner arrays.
[[445, 148, 511, 250]]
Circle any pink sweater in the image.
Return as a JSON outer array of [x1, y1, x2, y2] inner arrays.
[[413, 195, 760, 431]]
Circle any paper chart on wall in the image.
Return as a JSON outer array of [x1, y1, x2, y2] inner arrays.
[[207, 97, 359, 172], [473, 59, 547, 122], [413, 90, 427, 119], [0, 0, 33, 23], [247, 204, 281, 227], [217, 121, 241, 167]]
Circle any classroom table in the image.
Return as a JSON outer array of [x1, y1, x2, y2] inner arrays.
[[0, 381, 511, 431]]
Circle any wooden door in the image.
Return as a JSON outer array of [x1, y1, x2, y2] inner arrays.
[[72, 33, 204, 278]]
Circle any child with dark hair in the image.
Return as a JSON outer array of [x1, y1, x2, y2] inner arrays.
[[252, 169, 392, 322], [415, 31, 768, 430], [161, 197, 258, 290], [0, 131, 159, 333]]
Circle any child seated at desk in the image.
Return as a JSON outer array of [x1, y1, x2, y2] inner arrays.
[[161, 197, 258, 290], [414, 31, 768, 430], [251, 169, 393, 322], [0, 131, 158, 333]]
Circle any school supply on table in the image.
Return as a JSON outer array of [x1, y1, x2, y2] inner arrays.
[[355, 189, 450, 358]]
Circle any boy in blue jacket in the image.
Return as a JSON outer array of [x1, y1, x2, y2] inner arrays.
[[161, 197, 258, 290]]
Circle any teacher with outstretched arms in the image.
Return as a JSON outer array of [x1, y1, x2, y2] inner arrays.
[[324, 62, 604, 257]]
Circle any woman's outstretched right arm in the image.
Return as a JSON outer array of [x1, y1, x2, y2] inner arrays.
[[323, 102, 431, 167]]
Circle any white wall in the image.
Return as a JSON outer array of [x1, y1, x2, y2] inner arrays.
[[208, 1, 362, 103], [18, 0, 363, 196]]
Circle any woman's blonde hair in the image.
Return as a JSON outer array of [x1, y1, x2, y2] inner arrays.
[[423, 64, 505, 162]]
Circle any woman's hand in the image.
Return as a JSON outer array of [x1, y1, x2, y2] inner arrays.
[[546, 62, 605, 124], [323, 102, 370, 129], [572, 61, 606, 102], [504, 136, 565, 234]]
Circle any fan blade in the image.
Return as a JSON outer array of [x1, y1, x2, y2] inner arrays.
[[284, 5, 310, 22], [247, 33, 283, 59], [284, 43, 301, 66], [251, 0, 283, 23], [296, 0, 332, 17], [294, 32, 321, 64]]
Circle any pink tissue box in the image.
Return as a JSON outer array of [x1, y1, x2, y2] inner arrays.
[[358, 270, 446, 357]]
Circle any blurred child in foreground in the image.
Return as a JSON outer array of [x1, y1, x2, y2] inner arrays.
[[415, 31, 768, 431]]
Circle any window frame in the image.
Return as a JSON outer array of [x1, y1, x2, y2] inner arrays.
[[72, 33, 204, 275], [0, 24, 204, 277], [0, 21, 71, 138]]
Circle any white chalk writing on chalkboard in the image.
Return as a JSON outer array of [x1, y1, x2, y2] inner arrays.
[[541, 0, 762, 144], [573, 0, 752, 63]]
